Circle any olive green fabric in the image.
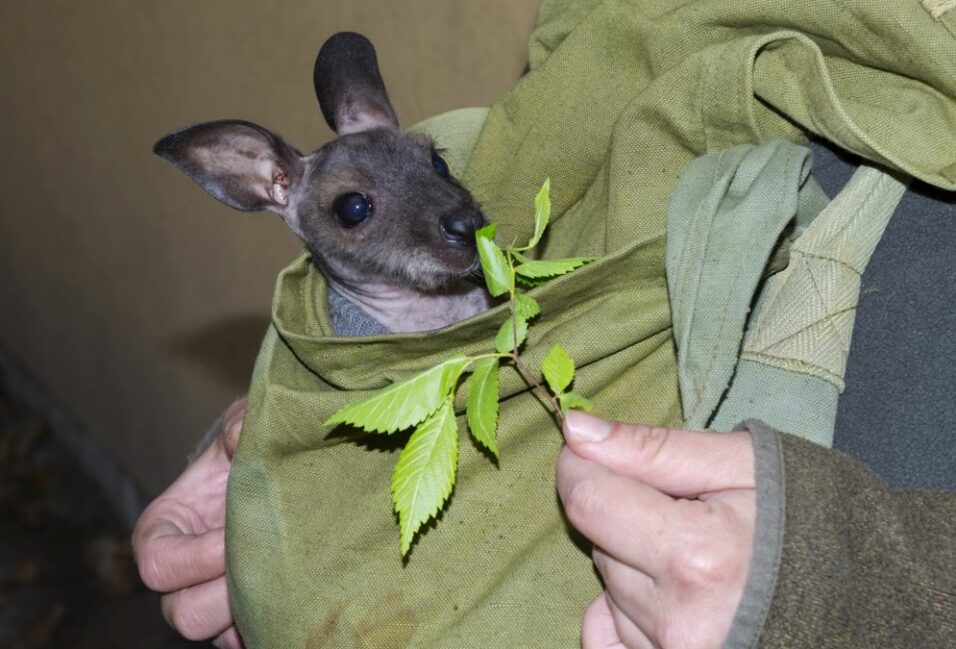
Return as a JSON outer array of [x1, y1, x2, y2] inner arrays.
[[227, 1, 956, 647]]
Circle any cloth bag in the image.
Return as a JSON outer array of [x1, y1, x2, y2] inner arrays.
[[227, 1, 956, 646]]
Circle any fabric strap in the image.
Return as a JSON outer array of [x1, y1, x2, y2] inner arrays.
[[667, 140, 910, 445]]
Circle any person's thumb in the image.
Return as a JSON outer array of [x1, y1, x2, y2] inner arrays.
[[562, 410, 754, 496], [220, 397, 247, 458]]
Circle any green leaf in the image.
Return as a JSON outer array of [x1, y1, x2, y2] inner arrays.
[[510, 253, 547, 288], [325, 356, 470, 434], [495, 316, 529, 354], [514, 274, 550, 289], [559, 391, 594, 414], [476, 224, 513, 297], [514, 293, 541, 321], [514, 257, 594, 279], [466, 357, 500, 457], [542, 344, 575, 395], [525, 178, 551, 250], [391, 399, 459, 555]]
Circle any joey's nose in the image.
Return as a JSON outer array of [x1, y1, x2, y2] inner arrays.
[[441, 213, 481, 245]]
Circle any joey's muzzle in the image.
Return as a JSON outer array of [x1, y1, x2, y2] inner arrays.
[[440, 212, 484, 246]]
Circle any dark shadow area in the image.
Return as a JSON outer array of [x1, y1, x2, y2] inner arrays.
[[167, 313, 273, 393], [0, 371, 206, 648], [326, 424, 409, 454]]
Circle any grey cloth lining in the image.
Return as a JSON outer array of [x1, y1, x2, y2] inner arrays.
[[815, 140, 956, 491], [326, 284, 390, 336]]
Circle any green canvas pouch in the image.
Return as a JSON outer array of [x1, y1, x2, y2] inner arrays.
[[226, 102, 681, 648], [226, 1, 955, 646], [226, 148, 679, 649]]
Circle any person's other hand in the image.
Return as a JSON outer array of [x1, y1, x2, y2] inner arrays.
[[556, 411, 756, 649], [132, 398, 246, 648]]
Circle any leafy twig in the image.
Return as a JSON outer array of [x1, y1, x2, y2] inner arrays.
[[325, 179, 594, 555]]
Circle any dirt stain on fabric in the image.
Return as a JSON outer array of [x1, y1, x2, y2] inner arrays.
[[354, 591, 420, 648]]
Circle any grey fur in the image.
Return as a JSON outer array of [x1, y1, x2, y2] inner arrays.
[[154, 32, 491, 332]]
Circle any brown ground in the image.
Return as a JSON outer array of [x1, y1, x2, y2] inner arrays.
[[0, 375, 204, 648]]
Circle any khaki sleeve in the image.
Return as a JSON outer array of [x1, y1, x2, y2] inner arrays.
[[725, 420, 956, 649]]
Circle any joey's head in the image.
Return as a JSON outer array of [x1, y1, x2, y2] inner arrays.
[[153, 32, 486, 293]]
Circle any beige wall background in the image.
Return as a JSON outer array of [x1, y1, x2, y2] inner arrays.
[[0, 1, 540, 495]]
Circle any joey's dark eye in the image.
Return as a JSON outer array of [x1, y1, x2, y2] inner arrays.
[[432, 153, 450, 178], [333, 192, 372, 227]]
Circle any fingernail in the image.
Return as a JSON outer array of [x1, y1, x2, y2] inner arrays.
[[565, 410, 613, 443]]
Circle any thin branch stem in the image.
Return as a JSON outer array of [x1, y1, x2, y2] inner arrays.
[[506, 251, 564, 427], [511, 351, 564, 427]]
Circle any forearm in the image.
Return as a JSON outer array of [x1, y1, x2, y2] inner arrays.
[[727, 420, 956, 648]]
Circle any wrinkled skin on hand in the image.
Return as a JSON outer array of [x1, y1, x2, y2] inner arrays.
[[557, 411, 756, 649], [132, 398, 246, 649], [132, 403, 755, 649]]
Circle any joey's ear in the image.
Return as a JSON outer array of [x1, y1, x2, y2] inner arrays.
[[314, 32, 399, 135], [153, 120, 305, 215]]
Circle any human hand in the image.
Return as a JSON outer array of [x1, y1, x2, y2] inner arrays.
[[556, 411, 756, 649], [132, 398, 247, 648]]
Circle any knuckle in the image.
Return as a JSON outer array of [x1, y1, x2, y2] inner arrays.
[[163, 591, 211, 641], [137, 551, 168, 592], [632, 425, 673, 465], [213, 627, 244, 649], [562, 476, 604, 527], [670, 546, 724, 589], [666, 532, 735, 591]]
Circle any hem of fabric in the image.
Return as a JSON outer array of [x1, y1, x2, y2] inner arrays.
[[722, 419, 787, 649]]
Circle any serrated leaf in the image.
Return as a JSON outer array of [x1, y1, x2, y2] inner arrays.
[[559, 391, 594, 414], [515, 293, 541, 321], [511, 253, 549, 288], [514, 257, 594, 279], [542, 344, 575, 395], [525, 178, 551, 250], [515, 274, 549, 288], [325, 356, 470, 434], [391, 400, 459, 555], [495, 316, 529, 354], [466, 357, 500, 457], [476, 224, 513, 297]]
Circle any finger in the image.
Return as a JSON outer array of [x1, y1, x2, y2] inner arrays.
[[213, 626, 245, 649], [220, 397, 247, 458], [135, 526, 225, 592], [581, 594, 627, 649], [161, 437, 233, 499], [604, 591, 656, 649], [563, 411, 754, 496], [592, 548, 660, 645], [557, 448, 679, 574], [148, 434, 232, 524], [161, 575, 234, 641], [601, 544, 746, 649]]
